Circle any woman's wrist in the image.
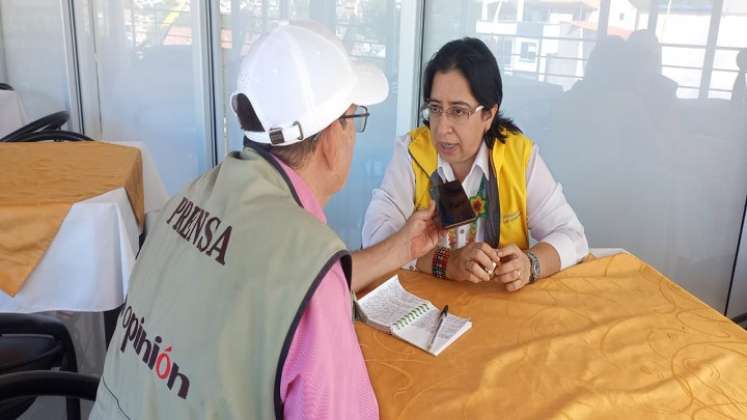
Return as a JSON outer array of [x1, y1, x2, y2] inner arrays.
[[431, 246, 450, 279]]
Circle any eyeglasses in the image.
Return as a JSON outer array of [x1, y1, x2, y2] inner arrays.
[[420, 102, 484, 125], [339, 105, 370, 133]]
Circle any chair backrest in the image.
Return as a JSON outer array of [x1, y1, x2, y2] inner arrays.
[[0, 370, 99, 402], [7, 129, 94, 142], [731, 309, 747, 329], [0, 314, 82, 419], [1, 111, 70, 141], [0, 369, 98, 419]]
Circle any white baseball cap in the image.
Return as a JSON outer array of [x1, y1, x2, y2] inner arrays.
[[232, 20, 389, 146]]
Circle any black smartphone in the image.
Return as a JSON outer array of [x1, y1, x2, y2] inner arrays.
[[430, 180, 477, 229]]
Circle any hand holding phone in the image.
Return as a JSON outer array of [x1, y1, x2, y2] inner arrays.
[[430, 180, 477, 230]]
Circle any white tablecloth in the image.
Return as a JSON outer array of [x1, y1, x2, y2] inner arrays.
[[0, 89, 26, 138], [0, 141, 169, 312], [3, 140, 169, 420]]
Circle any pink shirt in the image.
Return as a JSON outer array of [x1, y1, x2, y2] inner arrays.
[[276, 158, 379, 420]]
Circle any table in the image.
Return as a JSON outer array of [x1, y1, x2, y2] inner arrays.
[[356, 253, 747, 419], [0, 141, 168, 312], [0, 140, 168, 419]]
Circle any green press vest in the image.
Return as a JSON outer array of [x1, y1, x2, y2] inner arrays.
[[90, 145, 351, 420]]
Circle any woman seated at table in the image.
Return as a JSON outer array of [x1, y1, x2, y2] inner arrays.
[[362, 37, 588, 291]]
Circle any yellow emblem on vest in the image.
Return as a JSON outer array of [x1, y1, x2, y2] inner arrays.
[[502, 211, 520, 224]]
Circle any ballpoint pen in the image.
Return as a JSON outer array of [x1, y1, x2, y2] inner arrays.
[[427, 305, 449, 353]]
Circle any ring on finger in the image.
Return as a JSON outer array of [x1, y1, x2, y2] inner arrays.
[[487, 261, 497, 276]]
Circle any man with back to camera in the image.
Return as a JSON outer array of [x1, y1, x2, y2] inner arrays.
[[89, 20, 440, 419]]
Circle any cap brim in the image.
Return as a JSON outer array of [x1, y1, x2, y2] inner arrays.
[[350, 62, 389, 106]]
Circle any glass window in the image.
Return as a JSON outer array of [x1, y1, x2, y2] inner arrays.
[[520, 41, 538, 62], [0, 1, 73, 124], [216, 0, 406, 249], [422, 0, 747, 312], [716, 3, 747, 49], [79, 0, 213, 194]]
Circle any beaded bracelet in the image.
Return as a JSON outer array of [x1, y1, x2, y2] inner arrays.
[[432, 246, 450, 279]]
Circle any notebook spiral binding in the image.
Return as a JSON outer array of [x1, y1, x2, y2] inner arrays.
[[392, 303, 430, 330]]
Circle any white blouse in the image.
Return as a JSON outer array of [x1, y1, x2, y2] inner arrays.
[[362, 134, 589, 270]]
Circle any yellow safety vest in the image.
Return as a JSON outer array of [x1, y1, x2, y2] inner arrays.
[[408, 126, 532, 249]]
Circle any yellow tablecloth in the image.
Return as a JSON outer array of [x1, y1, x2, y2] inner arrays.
[[356, 253, 747, 419], [0, 142, 143, 296]]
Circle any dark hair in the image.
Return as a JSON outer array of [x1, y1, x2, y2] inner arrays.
[[423, 37, 520, 146], [234, 93, 320, 169]]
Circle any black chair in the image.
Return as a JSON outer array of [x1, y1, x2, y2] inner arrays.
[[0, 371, 98, 406], [0, 314, 82, 419], [0, 83, 13, 91], [8, 129, 94, 142], [1, 111, 70, 142], [732, 313, 747, 328]]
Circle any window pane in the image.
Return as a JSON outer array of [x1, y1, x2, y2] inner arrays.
[[0, 1, 72, 124], [422, 0, 747, 312], [713, 48, 740, 71], [217, 0, 405, 249], [675, 86, 700, 98], [654, 0, 716, 46], [661, 66, 702, 89], [716, 7, 747, 49], [425, 0, 601, 94], [661, 46, 705, 68], [709, 69, 738, 92], [86, 0, 212, 193]]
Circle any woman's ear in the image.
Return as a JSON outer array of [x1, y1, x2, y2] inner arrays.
[[483, 104, 498, 131], [485, 104, 498, 121]]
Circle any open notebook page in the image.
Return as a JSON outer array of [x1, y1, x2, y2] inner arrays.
[[391, 307, 471, 356], [357, 275, 430, 331]]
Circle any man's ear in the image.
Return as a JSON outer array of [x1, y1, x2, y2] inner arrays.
[[317, 122, 341, 171]]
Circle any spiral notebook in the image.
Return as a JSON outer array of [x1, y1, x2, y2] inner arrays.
[[356, 275, 471, 356]]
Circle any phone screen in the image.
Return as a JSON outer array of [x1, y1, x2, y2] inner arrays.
[[430, 180, 477, 229]]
